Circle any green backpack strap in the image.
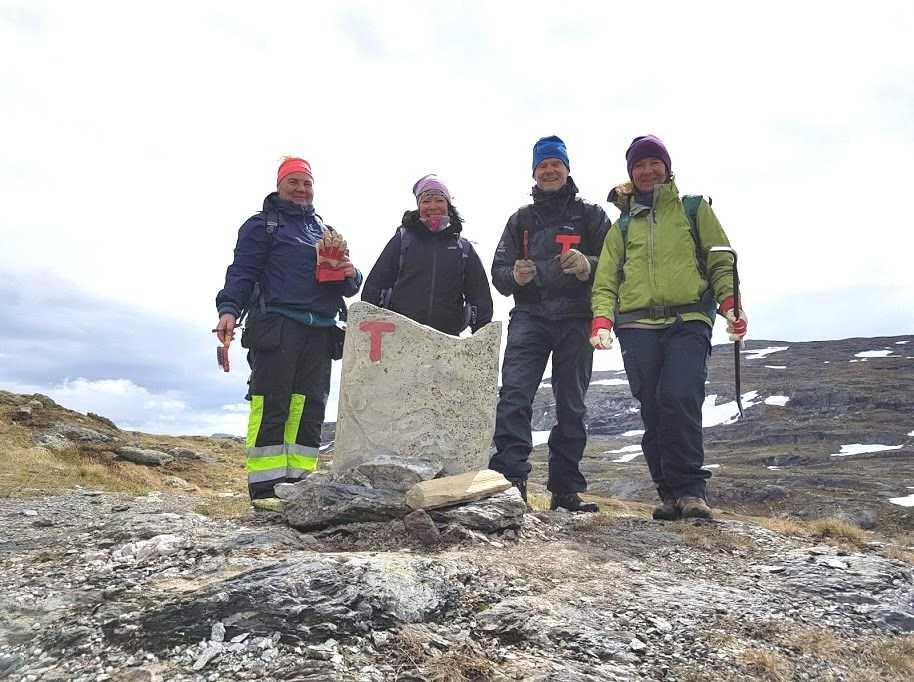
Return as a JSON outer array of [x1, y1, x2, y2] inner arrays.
[[681, 194, 708, 280], [616, 207, 632, 283]]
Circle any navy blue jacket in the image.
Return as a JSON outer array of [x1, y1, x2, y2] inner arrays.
[[216, 193, 362, 320], [492, 178, 609, 320]]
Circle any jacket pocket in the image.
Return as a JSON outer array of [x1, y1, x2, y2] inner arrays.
[[241, 314, 284, 351]]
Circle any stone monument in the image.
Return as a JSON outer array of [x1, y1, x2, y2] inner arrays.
[[333, 302, 502, 475]]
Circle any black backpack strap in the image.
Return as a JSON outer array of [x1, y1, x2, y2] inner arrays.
[[378, 226, 408, 308], [681, 195, 708, 281], [238, 209, 278, 325]]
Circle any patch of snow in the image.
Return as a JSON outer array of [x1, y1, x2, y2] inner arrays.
[[540, 383, 552, 388], [765, 365, 786, 370], [764, 395, 790, 407], [622, 429, 645, 437], [854, 350, 894, 358], [611, 450, 643, 464], [767, 466, 781, 470], [889, 494, 914, 507], [830, 443, 904, 458], [908, 431, 914, 437], [742, 346, 788, 360], [532, 431, 551, 446], [591, 378, 629, 386], [895, 341, 910, 345], [823, 361, 830, 364], [606, 445, 643, 454], [703, 391, 761, 427], [702, 464, 720, 470]]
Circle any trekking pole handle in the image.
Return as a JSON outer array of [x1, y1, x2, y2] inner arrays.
[[708, 246, 740, 317]]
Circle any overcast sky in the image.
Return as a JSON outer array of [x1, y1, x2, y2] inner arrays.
[[2, 1, 912, 435]]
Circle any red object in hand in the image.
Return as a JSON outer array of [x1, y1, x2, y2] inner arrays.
[[729, 317, 747, 336], [555, 234, 581, 255], [522, 230, 529, 259], [718, 296, 736, 316], [316, 263, 349, 281], [590, 316, 613, 336]]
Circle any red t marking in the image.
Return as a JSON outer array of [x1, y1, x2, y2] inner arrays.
[[554, 234, 581, 255], [359, 321, 396, 361]]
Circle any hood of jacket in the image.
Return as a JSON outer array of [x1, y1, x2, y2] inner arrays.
[[262, 192, 317, 219]]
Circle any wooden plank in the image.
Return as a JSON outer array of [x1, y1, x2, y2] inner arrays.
[[405, 469, 512, 510]]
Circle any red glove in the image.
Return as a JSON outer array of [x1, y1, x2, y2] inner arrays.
[[719, 296, 748, 341], [590, 317, 614, 350]]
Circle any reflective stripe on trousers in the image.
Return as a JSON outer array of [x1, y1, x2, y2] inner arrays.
[[246, 393, 319, 488]]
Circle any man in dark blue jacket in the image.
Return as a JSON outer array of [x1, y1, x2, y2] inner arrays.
[[215, 157, 362, 504], [489, 136, 609, 511]]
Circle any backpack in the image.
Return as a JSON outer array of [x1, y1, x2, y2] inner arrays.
[[614, 195, 717, 324], [378, 226, 477, 332]]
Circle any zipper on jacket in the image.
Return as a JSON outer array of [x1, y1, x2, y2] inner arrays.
[[648, 192, 658, 291], [426, 243, 439, 322]]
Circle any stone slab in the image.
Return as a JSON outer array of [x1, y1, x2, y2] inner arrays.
[[406, 469, 512, 510], [333, 302, 502, 476]]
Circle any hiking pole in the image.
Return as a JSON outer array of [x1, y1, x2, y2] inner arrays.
[[709, 246, 743, 419]]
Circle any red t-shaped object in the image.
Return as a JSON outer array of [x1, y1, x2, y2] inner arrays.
[[554, 234, 581, 255], [358, 320, 396, 362]]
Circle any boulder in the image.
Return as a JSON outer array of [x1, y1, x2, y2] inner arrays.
[[354, 453, 443, 492], [282, 481, 410, 531], [429, 488, 526, 531], [333, 302, 501, 476], [115, 447, 175, 466]]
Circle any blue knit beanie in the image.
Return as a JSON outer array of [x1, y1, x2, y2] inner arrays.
[[532, 135, 570, 176]]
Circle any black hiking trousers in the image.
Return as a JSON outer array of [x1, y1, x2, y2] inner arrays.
[[616, 319, 712, 501], [243, 315, 331, 500], [489, 312, 593, 494]]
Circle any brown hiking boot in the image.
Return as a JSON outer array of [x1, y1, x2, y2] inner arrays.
[[652, 498, 679, 521], [678, 496, 713, 520]]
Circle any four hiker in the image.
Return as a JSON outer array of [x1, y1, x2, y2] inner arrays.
[[487, 136, 610, 511], [590, 135, 747, 520], [215, 158, 363, 505], [216, 138, 747, 517], [362, 174, 493, 335]]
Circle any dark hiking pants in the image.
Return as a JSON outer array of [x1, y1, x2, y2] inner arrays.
[[489, 312, 593, 494], [243, 315, 331, 499], [616, 319, 711, 501]]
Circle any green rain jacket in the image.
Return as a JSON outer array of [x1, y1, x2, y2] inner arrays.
[[591, 181, 735, 327]]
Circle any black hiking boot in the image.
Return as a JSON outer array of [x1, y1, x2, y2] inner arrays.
[[652, 497, 680, 521], [508, 478, 528, 504], [550, 492, 599, 513]]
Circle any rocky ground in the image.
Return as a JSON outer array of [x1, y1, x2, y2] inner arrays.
[[2, 487, 914, 682]]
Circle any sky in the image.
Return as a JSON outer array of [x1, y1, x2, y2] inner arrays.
[[1, 1, 913, 435]]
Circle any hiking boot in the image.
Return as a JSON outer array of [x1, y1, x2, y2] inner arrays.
[[678, 496, 713, 520], [508, 478, 528, 504], [252, 497, 286, 513], [550, 492, 599, 513], [652, 497, 680, 521]]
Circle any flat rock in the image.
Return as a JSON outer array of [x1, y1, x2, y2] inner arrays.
[[406, 469, 512, 510], [115, 447, 175, 466], [429, 488, 526, 531], [282, 481, 410, 531], [116, 553, 465, 649], [333, 302, 502, 476], [354, 453, 444, 492], [36, 423, 115, 450]]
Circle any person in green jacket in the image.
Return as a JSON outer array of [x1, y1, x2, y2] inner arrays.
[[590, 135, 748, 520]]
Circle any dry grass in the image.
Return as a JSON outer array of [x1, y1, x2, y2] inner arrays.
[[426, 648, 495, 682], [882, 545, 914, 565], [781, 627, 842, 657], [858, 635, 914, 677], [808, 517, 869, 547], [674, 523, 756, 551], [757, 515, 870, 549], [194, 495, 252, 519], [759, 516, 809, 536], [738, 648, 793, 681], [527, 493, 550, 512]]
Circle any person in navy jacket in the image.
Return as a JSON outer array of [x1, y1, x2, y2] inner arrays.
[[215, 157, 362, 504]]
